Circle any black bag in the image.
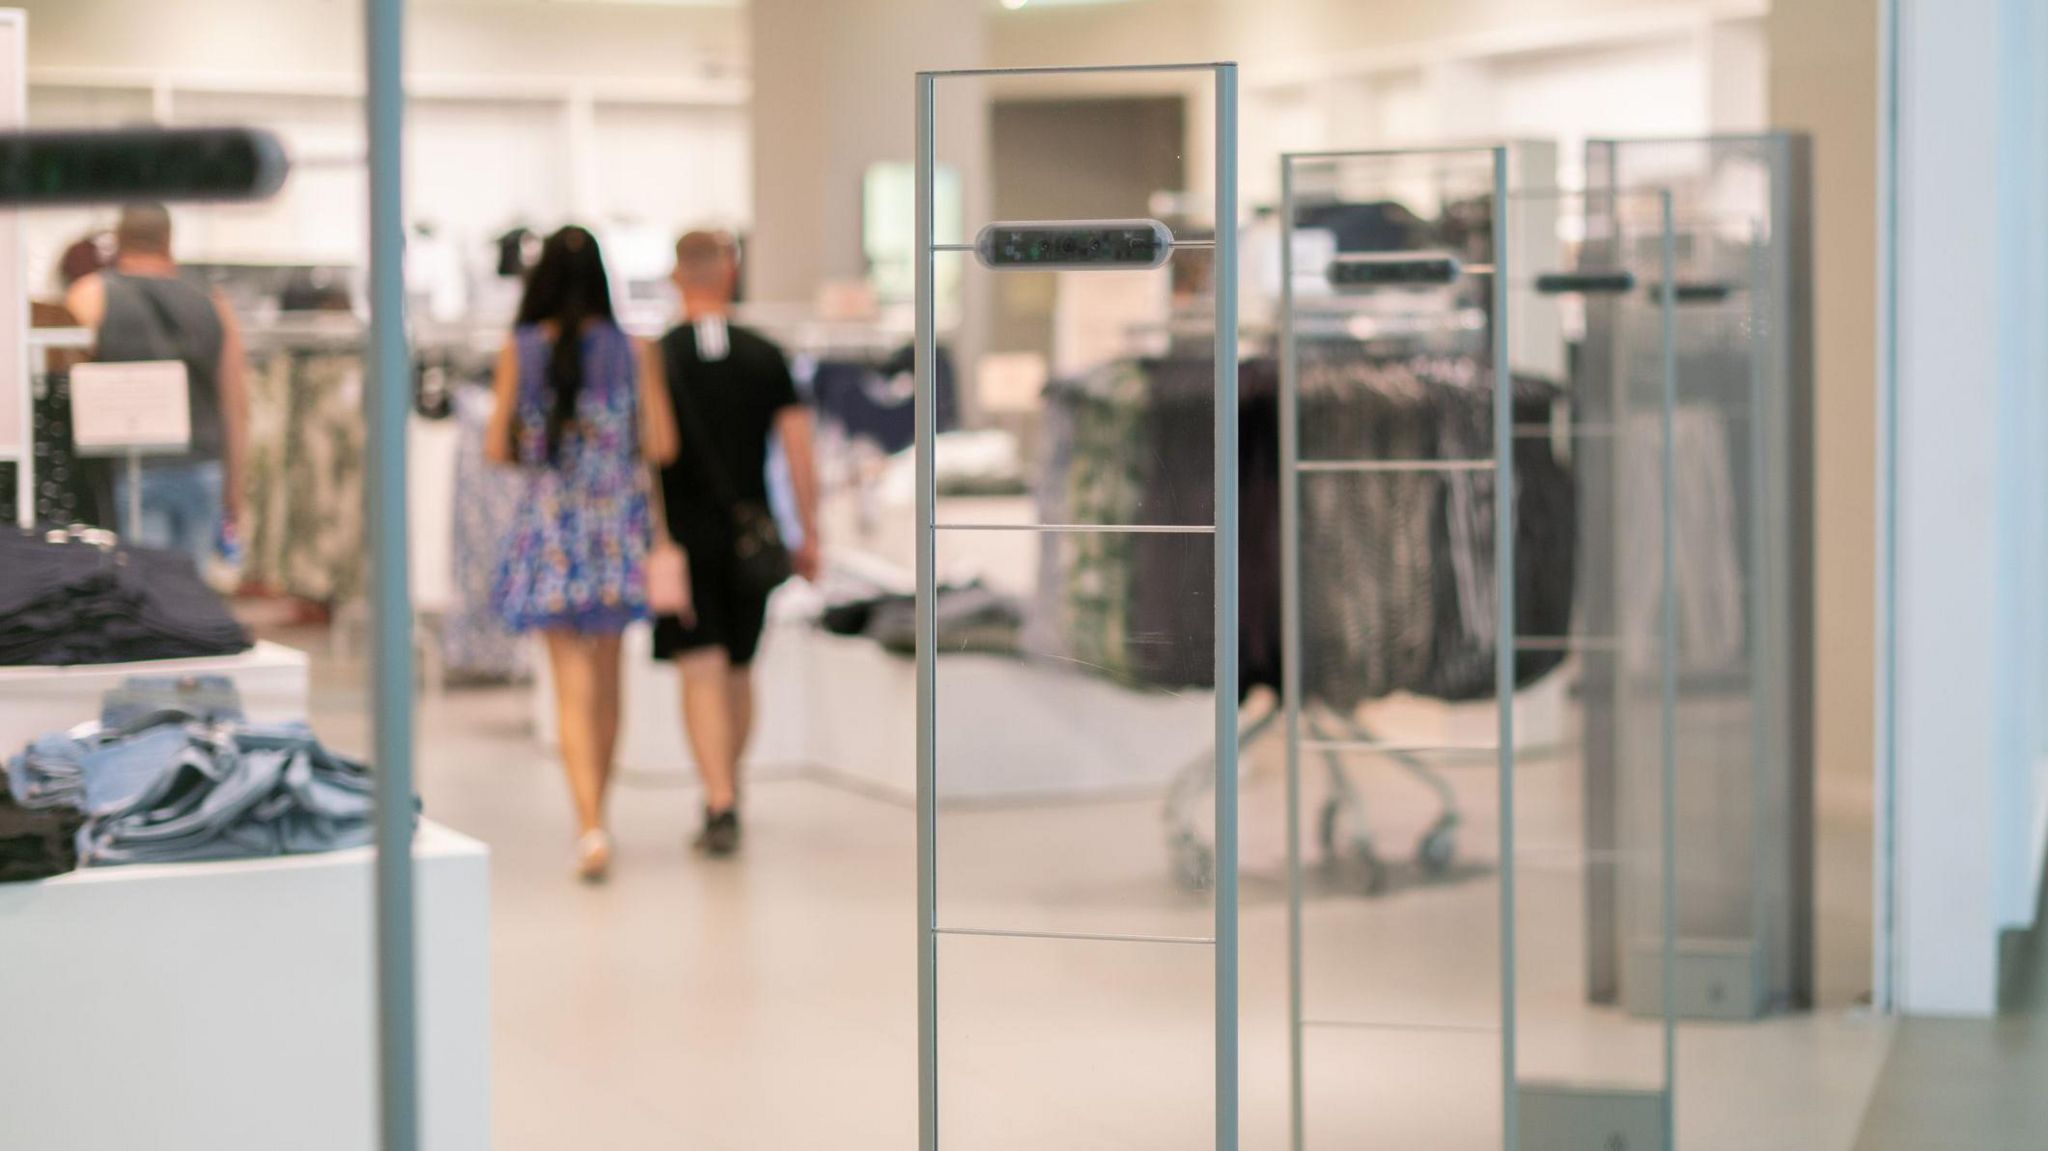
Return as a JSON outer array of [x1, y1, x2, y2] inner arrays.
[[666, 355, 792, 598]]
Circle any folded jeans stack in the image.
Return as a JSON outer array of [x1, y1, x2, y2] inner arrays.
[[79, 721, 377, 867], [0, 529, 251, 666], [5, 689, 388, 873]]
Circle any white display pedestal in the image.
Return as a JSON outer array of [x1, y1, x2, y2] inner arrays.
[[0, 822, 492, 1151], [0, 641, 312, 751], [805, 629, 1218, 803]]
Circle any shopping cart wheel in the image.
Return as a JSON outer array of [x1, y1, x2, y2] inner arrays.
[[1416, 817, 1457, 877], [1170, 833, 1214, 892], [1351, 839, 1390, 895], [1317, 797, 1342, 858]]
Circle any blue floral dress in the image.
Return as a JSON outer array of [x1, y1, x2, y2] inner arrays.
[[490, 323, 651, 634]]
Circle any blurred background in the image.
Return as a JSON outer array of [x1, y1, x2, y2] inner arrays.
[[0, 1, 2041, 1149]]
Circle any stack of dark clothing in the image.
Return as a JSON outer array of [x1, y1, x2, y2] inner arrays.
[[0, 529, 251, 666], [2, 676, 383, 879], [0, 791, 81, 882]]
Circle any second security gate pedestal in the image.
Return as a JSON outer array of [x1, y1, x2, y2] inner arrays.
[[1278, 147, 1682, 1151]]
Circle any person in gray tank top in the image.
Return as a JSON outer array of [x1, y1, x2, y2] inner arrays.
[[65, 202, 248, 571]]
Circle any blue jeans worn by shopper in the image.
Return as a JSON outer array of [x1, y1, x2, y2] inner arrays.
[[114, 459, 223, 570]]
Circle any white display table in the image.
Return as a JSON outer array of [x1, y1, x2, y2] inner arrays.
[[0, 640, 311, 752], [0, 822, 492, 1151]]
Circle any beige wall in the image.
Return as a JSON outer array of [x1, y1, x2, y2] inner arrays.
[[1766, 0, 1880, 1007], [747, 0, 987, 304]]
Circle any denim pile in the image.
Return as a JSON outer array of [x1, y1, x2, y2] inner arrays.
[[0, 528, 250, 666], [2, 677, 384, 878]]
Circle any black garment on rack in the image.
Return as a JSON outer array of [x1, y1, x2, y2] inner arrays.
[[1040, 350, 1574, 709], [0, 369, 117, 529], [1121, 355, 1282, 695], [806, 345, 957, 455], [0, 530, 251, 666]]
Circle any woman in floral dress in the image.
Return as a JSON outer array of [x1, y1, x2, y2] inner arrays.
[[487, 226, 677, 880]]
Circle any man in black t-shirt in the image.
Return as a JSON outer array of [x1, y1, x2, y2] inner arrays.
[[654, 231, 820, 856]]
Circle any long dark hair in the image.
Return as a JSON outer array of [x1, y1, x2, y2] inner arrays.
[[513, 225, 615, 463]]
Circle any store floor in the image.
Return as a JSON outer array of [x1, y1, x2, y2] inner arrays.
[[292, 627, 1892, 1149], [1851, 888, 2048, 1151]]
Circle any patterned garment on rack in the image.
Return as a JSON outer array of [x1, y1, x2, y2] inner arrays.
[[1297, 351, 1441, 709], [238, 350, 366, 604], [489, 324, 651, 634], [443, 385, 532, 680], [239, 350, 291, 590], [0, 370, 117, 529], [1036, 360, 1150, 683], [1294, 349, 1575, 710]]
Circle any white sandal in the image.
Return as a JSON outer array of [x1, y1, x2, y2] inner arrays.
[[576, 829, 613, 882]]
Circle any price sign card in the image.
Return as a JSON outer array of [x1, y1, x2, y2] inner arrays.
[[69, 360, 191, 457]]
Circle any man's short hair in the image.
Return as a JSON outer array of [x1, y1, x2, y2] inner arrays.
[[674, 230, 737, 291], [115, 202, 174, 257], [675, 229, 735, 267]]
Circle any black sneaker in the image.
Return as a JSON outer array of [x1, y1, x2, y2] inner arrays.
[[694, 807, 741, 857]]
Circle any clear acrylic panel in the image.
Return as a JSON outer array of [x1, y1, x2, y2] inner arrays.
[[923, 63, 1232, 1151], [1590, 137, 1809, 1018], [1506, 190, 1680, 1124], [1295, 743, 1506, 1033], [1301, 1025, 1502, 1151], [933, 527, 1216, 939], [1280, 149, 1685, 1151], [1281, 146, 1512, 1151], [938, 932, 1216, 1150], [932, 246, 1218, 529]]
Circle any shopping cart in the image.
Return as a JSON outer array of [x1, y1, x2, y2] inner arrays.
[[1162, 700, 1461, 895]]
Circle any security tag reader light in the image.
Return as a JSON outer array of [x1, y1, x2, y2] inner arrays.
[[975, 219, 1174, 270]]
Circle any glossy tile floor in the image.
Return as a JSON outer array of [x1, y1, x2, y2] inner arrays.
[[1851, 901, 2048, 1151], [297, 628, 1902, 1149]]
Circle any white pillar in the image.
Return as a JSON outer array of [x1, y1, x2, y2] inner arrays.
[[1886, 0, 2048, 1017]]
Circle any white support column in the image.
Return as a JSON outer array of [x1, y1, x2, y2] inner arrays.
[[563, 85, 600, 223], [1886, 0, 2048, 1017]]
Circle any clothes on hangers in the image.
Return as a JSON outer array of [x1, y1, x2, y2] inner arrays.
[[800, 344, 956, 456], [1295, 346, 1575, 710], [443, 384, 533, 681], [238, 348, 367, 603], [1032, 346, 1575, 710], [1620, 404, 1745, 672]]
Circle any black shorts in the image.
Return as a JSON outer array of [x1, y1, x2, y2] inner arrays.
[[651, 534, 773, 667]]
